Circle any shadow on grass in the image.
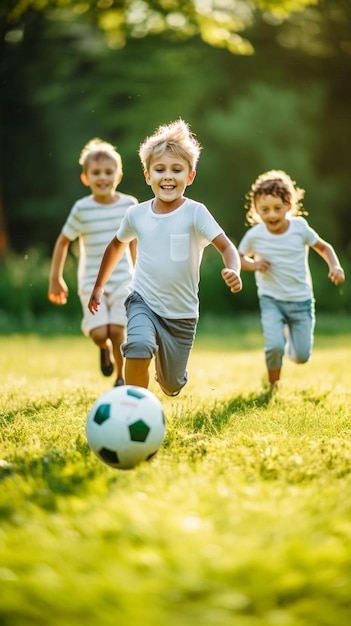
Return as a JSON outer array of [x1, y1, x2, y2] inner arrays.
[[164, 390, 275, 464], [173, 389, 275, 435]]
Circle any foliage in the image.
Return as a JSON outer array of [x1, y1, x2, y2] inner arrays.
[[2, 2, 351, 259], [0, 332, 351, 625], [0, 249, 81, 332], [0, 247, 349, 331], [0, 248, 349, 331], [200, 81, 328, 230], [2, 0, 318, 53]]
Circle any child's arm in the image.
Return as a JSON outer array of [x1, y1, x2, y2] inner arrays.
[[312, 238, 345, 285], [239, 253, 271, 273], [211, 233, 242, 293], [129, 238, 137, 266], [48, 234, 71, 305], [88, 236, 128, 314]]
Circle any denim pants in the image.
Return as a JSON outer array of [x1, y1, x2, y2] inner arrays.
[[259, 295, 315, 370]]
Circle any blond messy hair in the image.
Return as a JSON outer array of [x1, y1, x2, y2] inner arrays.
[[245, 170, 306, 225], [79, 138, 123, 174], [138, 119, 202, 173]]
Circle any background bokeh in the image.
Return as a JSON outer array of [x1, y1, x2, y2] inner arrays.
[[1, 0, 350, 322]]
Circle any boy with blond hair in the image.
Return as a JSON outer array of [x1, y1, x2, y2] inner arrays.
[[49, 138, 137, 386], [88, 120, 242, 396]]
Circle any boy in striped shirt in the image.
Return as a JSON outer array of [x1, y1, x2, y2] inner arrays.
[[48, 138, 137, 386]]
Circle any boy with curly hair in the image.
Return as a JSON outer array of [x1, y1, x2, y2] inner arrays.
[[238, 169, 345, 391]]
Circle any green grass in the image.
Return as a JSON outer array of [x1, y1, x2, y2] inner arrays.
[[1, 318, 351, 626]]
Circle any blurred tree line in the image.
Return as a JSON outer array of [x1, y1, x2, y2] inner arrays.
[[0, 0, 349, 323]]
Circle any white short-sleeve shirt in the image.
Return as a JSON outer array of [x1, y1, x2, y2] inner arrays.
[[62, 192, 138, 295], [117, 198, 223, 318], [238, 217, 319, 301]]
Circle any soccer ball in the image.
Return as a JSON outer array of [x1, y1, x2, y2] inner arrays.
[[86, 385, 166, 470]]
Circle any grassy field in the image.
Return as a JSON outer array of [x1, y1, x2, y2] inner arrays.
[[1, 316, 351, 626]]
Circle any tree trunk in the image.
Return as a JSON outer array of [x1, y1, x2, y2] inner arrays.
[[0, 188, 9, 261], [0, 121, 9, 260]]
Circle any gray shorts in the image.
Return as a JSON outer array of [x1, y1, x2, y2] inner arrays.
[[122, 291, 197, 396]]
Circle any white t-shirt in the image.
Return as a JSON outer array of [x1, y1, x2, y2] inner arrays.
[[117, 198, 223, 318], [62, 193, 138, 294], [238, 216, 319, 301]]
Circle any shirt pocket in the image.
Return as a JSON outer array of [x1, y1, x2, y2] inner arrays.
[[170, 234, 190, 262]]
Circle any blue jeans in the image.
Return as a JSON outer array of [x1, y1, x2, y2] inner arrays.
[[259, 296, 315, 371]]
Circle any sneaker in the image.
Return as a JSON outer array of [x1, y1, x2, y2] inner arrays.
[[114, 377, 125, 387], [100, 346, 114, 377]]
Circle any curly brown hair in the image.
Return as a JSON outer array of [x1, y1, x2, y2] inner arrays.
[[245, 170, 306, 225]]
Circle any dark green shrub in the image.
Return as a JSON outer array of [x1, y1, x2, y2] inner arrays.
[[0, 249, 81, 333], [0, 248, 349, 334]]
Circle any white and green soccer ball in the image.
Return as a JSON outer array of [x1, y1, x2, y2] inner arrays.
[[86, 386, 166, 470]]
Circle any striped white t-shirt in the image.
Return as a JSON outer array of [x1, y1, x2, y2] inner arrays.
[[62, 193, 138, 294]]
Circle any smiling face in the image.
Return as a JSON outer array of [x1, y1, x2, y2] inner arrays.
[[254, 193, 291, 234], [144, 151, 196, 212], [81, 156, 122, 203]]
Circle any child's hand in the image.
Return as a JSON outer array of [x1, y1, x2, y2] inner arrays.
[[255, 258, 271, 272], [221, 268, 242, 293], [329, 266, 345, 285], [88, 287, 104, 314], [48, 278, 68, 305]]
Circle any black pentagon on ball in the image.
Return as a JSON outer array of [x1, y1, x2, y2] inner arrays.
[[99, 447, 119, 464], [93, 403, 110, 425], [129, 419, 150, 442]]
